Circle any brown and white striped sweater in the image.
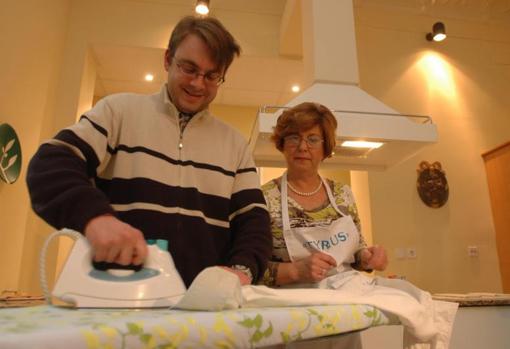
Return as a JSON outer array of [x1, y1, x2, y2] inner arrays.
[[27, 85, 272, 286]]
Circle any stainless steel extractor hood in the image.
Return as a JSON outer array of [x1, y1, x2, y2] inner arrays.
[[249, 0, 437, 171]]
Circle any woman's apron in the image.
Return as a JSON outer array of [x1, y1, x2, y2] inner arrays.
[[281, 172, 360, 286]]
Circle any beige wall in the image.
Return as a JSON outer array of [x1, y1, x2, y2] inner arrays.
[[209, 104, 258, 138], [77, 49, 99, 120], [356, 7, 510, 293], [351, 171, 373, 247], [0, 0, 71, 293]]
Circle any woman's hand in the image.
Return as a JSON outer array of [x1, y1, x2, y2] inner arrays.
[[285, 252, 337, 284], [359, 246, 388, 271]]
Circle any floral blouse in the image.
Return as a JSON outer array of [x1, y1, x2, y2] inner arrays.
[[260, 177, 367, 286]]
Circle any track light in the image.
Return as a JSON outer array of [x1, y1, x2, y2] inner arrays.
[[195, 0, 210, 15], [426, 22, 446, 42]]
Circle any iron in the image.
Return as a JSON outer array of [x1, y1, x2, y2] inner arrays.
[[43, 229, 186, 308]]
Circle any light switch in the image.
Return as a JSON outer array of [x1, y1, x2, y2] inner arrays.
[[394, 248, 406, 259]]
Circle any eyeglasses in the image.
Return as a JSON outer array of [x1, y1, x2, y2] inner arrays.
[[284, 134, 324, 149], [173, 57, 225, 86]]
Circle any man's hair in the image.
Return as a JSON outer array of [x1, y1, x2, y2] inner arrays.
[[271, 102, 338, 159], [167, 16, 241, 74]]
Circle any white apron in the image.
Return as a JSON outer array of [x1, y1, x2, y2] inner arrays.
[[281, 172, 360, 280]]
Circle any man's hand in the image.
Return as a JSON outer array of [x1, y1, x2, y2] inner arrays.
[[359, 246, 388, 271], [84, 215, 148, 265]]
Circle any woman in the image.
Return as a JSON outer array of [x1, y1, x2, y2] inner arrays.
[[261, 102, 388, 287]]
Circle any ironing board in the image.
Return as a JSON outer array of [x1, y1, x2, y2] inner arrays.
[[0, 304, 394, 348]]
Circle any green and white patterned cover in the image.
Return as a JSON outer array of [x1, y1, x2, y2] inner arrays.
[[0, 304, 393, 348], [0, 123, 22, 184]]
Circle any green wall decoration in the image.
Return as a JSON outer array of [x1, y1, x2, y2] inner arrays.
[[0, 123, 22, 184]]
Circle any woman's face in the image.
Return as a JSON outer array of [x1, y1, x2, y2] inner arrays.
[[282, 124, 325, 174]]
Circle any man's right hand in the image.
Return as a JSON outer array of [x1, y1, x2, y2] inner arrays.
[[84, 215, 148, 266]]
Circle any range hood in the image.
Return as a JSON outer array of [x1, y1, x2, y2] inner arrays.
[[248, 0, 437, 171]]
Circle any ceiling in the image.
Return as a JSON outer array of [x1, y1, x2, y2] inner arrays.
[[92, 44, 304, 107], [92, 0, 510, 108], [92, 0, 302, 107], [356, 0, 510, 20]]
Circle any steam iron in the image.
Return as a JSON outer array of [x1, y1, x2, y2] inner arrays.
[[41, 229, 186, 308]]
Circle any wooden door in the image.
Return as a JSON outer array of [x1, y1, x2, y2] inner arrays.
[[483, 142, 510, 292]]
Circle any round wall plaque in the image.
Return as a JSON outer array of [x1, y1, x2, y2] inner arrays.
[[416, 161, 449, 208], [0, 123, 22, 184]]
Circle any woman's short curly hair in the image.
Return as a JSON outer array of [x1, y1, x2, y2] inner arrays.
[[271, 102, 337, 159]]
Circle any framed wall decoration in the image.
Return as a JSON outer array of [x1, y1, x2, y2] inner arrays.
[[0, 123, 22, 184], [416, 161, 449, 208]]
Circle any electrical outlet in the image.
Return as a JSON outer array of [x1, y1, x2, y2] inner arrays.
[[406, 248, 417, 259]]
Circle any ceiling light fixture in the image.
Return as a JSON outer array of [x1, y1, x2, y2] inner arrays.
[[195, 0, 210, 16], [341, 141, 383, 149], [426, 22, 446, 42], [291, 85, 300, 93], [144, 74, 154, 82]]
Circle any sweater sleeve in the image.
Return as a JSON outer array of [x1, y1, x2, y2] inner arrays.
[[26, 98, 118, 232], [227, 143, 272, 283], [26, 144, 115, 232]]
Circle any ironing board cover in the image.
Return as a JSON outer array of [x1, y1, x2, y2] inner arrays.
[[0, 304, 392, 348]]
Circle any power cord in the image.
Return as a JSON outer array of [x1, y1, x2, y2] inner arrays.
[[39, 229, 82, 305]]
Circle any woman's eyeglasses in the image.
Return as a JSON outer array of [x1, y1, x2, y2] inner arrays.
[[173, 57, 225, 86], [284, 134, 324, 148]]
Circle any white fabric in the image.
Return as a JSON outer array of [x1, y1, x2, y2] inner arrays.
[[175, 267, 242, 311], [243, 272, 458, 349], [281, 172, 359, 271], [176, 267, 458, 349]]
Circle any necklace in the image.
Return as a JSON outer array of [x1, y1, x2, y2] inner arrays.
[[287, 180, 323, 196]]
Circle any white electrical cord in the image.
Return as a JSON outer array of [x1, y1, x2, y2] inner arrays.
[[39, 229, 82, 305]]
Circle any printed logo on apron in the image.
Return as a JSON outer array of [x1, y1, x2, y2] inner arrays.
[[281, 172, 360, 274]]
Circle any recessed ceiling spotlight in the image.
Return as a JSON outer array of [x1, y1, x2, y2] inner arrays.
[[195, 0, 210, 15], [291, 85, 300, 93], [145, 74, 154, 82]]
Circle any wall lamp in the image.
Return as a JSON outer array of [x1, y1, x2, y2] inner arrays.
[[426, 22, 446, 42], [195, 0, 210, 16]]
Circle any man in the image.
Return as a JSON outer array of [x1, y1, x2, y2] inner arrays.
[[27, 16, 272, 287]]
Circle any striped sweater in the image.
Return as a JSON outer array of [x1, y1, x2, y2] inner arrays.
[[27, 85, 272, 286]]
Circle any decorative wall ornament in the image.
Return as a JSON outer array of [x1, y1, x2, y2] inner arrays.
[[416, 161, 449, 208], [0, 123, 22, 184]]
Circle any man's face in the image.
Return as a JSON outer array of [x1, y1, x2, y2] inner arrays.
[[164, 34, 222, 114]]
